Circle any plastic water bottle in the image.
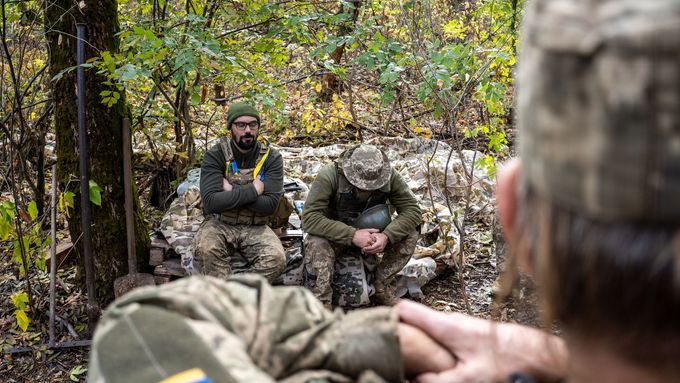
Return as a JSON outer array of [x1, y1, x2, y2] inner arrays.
[[177, 181, 189, 197]]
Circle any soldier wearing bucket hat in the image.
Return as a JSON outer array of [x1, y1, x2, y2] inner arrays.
[[193, 102, 286, 282], [302, 144, 422, 307]]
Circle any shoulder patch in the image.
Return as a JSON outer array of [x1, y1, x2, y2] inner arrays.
[[159, 368, 213, 383]]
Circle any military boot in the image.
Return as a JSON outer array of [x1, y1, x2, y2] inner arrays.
[[371, 282, 399, 306]]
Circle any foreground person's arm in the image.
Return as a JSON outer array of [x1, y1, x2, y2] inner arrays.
[[396, 300, 568, 383], [88, 275, 458, 383]]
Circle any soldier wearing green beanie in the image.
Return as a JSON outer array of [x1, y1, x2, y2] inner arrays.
[[226, 102, 260, 130], [192, 102, 285, 282]]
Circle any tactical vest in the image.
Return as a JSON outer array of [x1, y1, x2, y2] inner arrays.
[[332, 163, 388, 226], [216, 138, 271, 225]]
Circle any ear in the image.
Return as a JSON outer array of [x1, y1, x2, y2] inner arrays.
[[496, 159, 520, 247]]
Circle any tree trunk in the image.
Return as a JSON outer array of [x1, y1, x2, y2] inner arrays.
[[44, 0, 150, 306], [319, 0, 362, 102]]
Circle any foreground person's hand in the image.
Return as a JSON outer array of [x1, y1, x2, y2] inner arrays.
[[396, 300, 568, 383], [398, 323, 457, 377], [352, 228, 379, 248]]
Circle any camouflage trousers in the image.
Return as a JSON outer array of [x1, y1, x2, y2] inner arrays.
[[304, 230, 418, 306], [88, 275, 402, 383], [193, 216, 285, 283]]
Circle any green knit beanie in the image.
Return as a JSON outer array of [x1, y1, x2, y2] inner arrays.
[[227, 102, 260, 128]]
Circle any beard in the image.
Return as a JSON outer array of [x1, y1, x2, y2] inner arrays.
[[234, 133, 257, 151]]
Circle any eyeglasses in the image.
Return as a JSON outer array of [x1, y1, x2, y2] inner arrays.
[[233, 121, 259, 130]]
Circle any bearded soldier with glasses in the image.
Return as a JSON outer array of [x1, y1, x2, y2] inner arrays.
[[192, 102, 286, 282]]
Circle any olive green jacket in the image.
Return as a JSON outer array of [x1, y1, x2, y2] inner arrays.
[[302, 163, 422, 246]]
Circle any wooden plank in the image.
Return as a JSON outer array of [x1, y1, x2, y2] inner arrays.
[[149, 248, 166, 266], [154, 275, 171, 285], [154, 258, 186, 277], [150, 235, 172, 250], [47, 239, 75, 268]]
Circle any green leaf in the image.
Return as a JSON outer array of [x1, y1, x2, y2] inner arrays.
[[59, 191, 75, 217], [0, 217, 12, 240], [89, 180, 102, 207], [70, 365, 87, 382], [35, 251, 47, 272], [15, 310, 30, 332], [12, 291, 29, 311], [117, 63, 138, 82], [28, 201, 38, 221], [479, 231, 493, 244]]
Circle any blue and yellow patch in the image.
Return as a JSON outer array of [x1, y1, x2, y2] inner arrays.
[[159, 368, 213, 383]]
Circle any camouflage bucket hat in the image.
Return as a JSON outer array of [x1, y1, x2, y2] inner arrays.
[[341, 145, 391, 191], [518, 0, 680, 222]]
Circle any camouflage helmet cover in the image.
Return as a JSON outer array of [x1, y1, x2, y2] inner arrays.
[[340, 144, 391, 191], [518, 0, 680, 222]]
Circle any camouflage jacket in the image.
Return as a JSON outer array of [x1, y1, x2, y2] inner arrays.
[[88, 275, 403, 383], [302, 163, 421, 246]]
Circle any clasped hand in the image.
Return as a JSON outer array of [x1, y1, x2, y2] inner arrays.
[[352, 228, 389, 254], [395, 300, 567, 382]]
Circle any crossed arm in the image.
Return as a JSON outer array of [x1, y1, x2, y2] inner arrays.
[[200, 145, 283, 215]]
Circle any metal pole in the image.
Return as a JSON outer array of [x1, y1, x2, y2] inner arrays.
[[122, 118, 136, 274], [76, 23, 99, 329], [49, 164, 57, 348]]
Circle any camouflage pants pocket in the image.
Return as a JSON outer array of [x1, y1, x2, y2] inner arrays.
[[303, 235, 340, 304]]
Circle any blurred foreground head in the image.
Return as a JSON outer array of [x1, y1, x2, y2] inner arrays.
[[514, 0, 680, 375]]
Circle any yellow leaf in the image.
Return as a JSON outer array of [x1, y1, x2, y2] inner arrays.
[[16, 310, 30, 332], [414, 126, 433, 139], [443, 19, 467, 40]]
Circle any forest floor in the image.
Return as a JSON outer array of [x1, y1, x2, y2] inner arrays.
[[0, 233, 540, 383], [0, 138, 538, 382]]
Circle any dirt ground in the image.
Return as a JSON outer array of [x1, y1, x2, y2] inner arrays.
[[0, 138, 541, 382], [0, 230, 541, 383]]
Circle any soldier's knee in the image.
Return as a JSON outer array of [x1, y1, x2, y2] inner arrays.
[[193, 238, 219, 259], [304, 235, 336, 259], [304, 234, 331, 247], [273, 245, 286, 275], [392, 230, 418, 254]]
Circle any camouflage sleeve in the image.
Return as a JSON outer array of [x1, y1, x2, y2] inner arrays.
[[245, 149, 284, 215], [88, 275, 403, 383], [200, 144, 259, 214], [383, 170, 422, 245], [302, 163, 357, 246]]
